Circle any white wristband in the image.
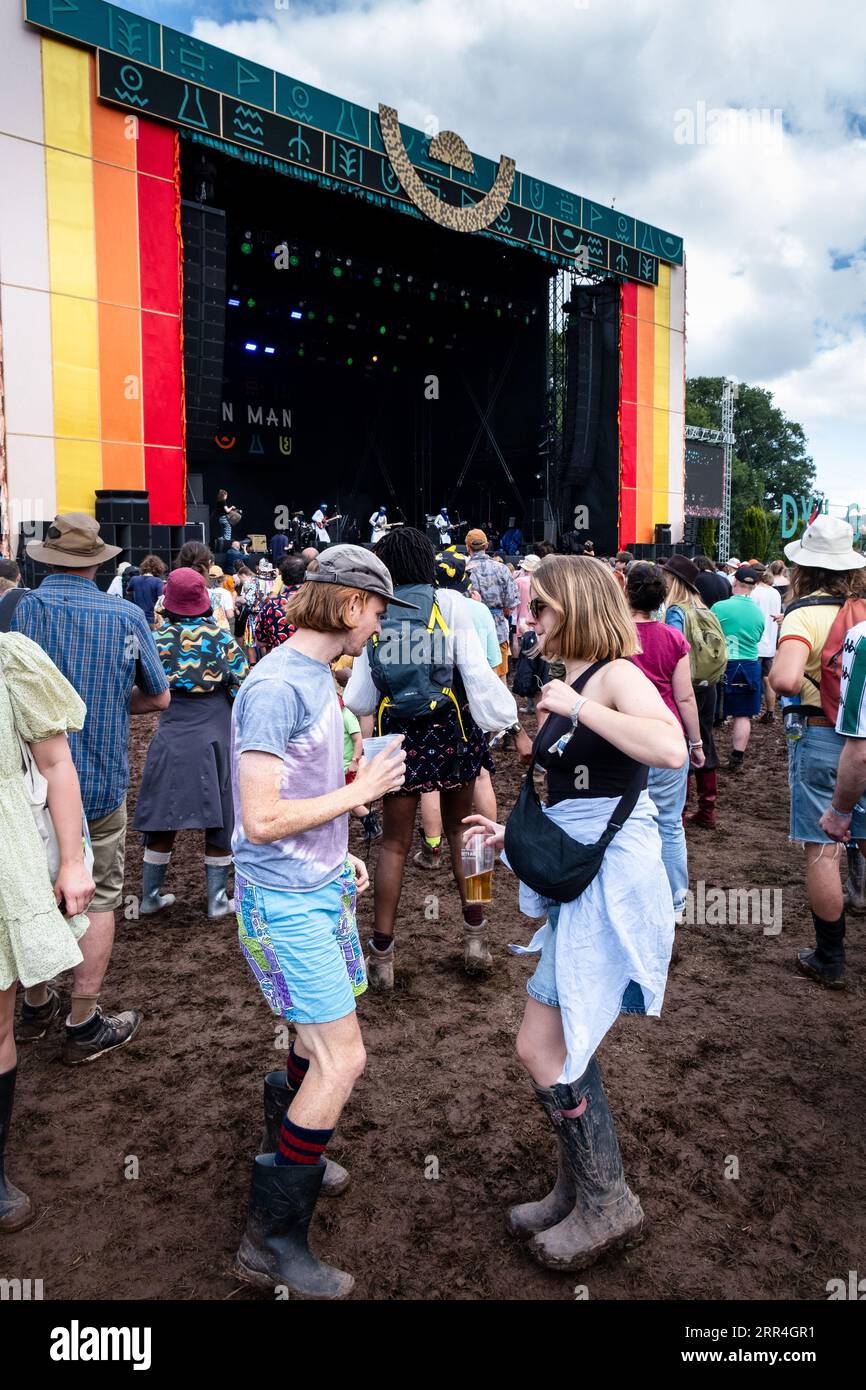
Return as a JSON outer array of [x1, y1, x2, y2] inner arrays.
[[570, 695, 588, 727]]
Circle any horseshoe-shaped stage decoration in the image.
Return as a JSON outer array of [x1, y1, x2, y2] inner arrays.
[[378, 104, 515, 235]]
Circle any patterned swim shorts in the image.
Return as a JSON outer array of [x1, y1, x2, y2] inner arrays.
[[235, 861, 367, 1024]]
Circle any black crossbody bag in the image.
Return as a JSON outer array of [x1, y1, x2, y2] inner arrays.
[[503, 663, 643, 903]]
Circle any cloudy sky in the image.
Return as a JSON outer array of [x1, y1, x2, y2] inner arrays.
[[124, 0, 865, 508]]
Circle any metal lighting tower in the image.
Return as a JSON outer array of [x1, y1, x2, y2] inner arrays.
[[718, 376, 737, 561]]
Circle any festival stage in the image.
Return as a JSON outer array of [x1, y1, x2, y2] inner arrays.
[[0, 0, 686, 564]]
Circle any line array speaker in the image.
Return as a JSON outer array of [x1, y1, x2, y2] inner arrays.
[[181, 201, 227, 451]]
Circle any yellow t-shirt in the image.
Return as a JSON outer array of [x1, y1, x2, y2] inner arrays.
[[777, 590, 839, 707]]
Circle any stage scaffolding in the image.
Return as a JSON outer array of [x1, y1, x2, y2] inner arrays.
[[545, 267, 573, 539]]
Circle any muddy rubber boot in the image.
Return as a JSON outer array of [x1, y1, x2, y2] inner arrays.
[[843, 845, 866, 914], [688, 769, 717, 828], [261, 1072, 350, 1195], [365, 939, 394, 990], [412, 828, 442, 870], [139, 859, 176, 916], [0, 1067, 33, 1233], [236, 1154, 354, 1299], [508, 1081, 576, 1238], [527, 1057, 643, 1272], [463, 920, 492, 974], [796, 911, 846, 990], [206, 863, 233, 919]]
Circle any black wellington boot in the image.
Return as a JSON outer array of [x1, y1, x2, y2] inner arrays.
[[508, 1081, 576, 1238], [796, 911, 846, 990], [0, 1067, 33, 1232], [236, 1154, 354, 1299], [527, 1057, 643, 1272], [261, 1072, 350, 1194]]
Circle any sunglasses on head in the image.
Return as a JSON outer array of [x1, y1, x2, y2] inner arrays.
[[529, 597, 548, 619]]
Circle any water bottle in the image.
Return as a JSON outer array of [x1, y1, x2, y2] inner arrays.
[[781, 697, 802, 743]]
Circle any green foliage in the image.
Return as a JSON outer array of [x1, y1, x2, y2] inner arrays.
[[696, 518, 717, 558], [740, 505, 769, 562]]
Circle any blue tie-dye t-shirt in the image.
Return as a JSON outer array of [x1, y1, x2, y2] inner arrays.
[[231, 645, 348, 891]]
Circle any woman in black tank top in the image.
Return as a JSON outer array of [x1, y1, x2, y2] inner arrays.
[[462, 555, 685, 1275]]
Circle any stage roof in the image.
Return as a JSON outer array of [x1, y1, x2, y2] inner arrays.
[[26, 0, 683, 287]]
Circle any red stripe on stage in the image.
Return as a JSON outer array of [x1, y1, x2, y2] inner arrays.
[[144, 447, 184, 524], [136, 119, 176, 180], [137, 173, 180, 315]]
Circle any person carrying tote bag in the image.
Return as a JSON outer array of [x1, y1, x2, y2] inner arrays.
[[0, 631, 95, 1232], [463, 555, 685, 1275]]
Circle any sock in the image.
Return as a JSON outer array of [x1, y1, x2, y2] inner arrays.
[[24, 984, 50, 1009], [463, 903, 485, 927], [68, 994, 99, 1027], [424, 834, 441, 850], [372, 930, 393, 954], [274, 1114, 333, 1167], [204, 853, 232, 867], [285, 1042, 309, 1093], [143, 849, 172, 865]]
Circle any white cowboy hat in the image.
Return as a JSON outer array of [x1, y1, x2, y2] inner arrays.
[[723, 557, 740, 570], [784, 515, 866, 571], [519, 553, 542, 572]]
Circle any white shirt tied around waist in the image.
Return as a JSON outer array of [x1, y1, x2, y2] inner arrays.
[[506, 788, 674, 1084]]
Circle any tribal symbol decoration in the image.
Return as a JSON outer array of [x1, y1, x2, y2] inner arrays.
[[214, 435, 236, 450], [377, 104, 515, 234]]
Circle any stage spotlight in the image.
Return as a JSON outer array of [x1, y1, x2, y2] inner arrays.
[[347, 357, 353, 366], [245, 342, 258, 352], [392, 365, 399, 373], [241, 242, 252, 255], [407, 275, 414, 283], [429, 291, 436, 301], [290, 310, 303, 320], [483, 295, 489, 303], [327, 314, 335, 324], [496, 308, 502, 317], [433, 281, 439, 289], [227, 298, 240, 307], [246, 297, 256, 308], [372, 355, 378, 362], [346, 258, 353, 267], [290, 254, 300, 267], [264, 346, 276, 354], [373, 276, 382, 287], [379, 325, 387, 335], [428, 335, 434, 345], [377, 266, 383, 274], [307, 310, 316, 319], [332, 266, 343, 278], [298, 348, 305, 357], [392, 282, 401, 292], [314, 249, 322, 258]]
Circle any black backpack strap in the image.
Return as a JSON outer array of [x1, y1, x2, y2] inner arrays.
[[0, 587, 26, 633], [783, 596, 844, 616]]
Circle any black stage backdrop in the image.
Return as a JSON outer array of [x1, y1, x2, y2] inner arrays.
[[560, 281, 621, 556], [181, 148, 550, 544]]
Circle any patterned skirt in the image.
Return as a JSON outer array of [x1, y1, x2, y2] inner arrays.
[[382, 701, 494, 794]]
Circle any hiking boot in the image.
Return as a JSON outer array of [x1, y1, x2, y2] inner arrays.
[[206, 863, 233, 919], [413, 828, 442, 870], [463, 920, 492, 974], [795, 949, 846, 990], [261, 1072, 350, 1195], [0, 1067, 33, 1233], [62, 1006, 142, 1065], [15, 986, 61, 1042], [365, 939, 394, 990], [139, 860, 176, 916], [361, 811, 382, 841], [236, 1154, 354, 1299], [525, 1059, 644, 1272]]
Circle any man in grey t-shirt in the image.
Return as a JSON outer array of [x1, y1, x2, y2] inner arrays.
[[232, 546, 411, 1300]]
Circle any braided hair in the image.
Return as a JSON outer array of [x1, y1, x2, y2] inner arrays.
[[374, 526, 435, 586]]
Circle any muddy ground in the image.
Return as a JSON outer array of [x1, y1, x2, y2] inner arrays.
[[4, 713, 865, 1301]]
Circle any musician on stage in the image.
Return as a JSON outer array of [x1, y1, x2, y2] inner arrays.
[[369, 506, 389, 545], [434, 507, 453, 547], [312, 503, 340, 551]]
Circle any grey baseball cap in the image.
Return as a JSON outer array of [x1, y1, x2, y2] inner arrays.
[[303, 544, 418, 609]]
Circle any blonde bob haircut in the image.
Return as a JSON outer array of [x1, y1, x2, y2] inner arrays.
[[531, 554, 638, 662], [283, 579, 376, 634]]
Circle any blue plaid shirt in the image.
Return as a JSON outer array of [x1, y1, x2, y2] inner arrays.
[[11, 574, 169, 820]]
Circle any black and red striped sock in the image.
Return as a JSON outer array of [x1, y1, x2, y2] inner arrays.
[[274, 1115, 333, 1167], [285, 1042, 309, 1093]]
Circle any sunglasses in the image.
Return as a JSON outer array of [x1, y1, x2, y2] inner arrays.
[[529, 597, 549, 619]]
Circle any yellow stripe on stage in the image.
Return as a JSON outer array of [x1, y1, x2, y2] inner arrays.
[[55, 439, 103, 515], [42, 38, 92, 157]]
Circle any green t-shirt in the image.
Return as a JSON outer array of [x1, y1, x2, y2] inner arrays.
[[341, 702, 361, 770], [711, 594, 766, 662]]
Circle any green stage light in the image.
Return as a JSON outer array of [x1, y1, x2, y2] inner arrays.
[[347, 357, 353, 366], [392, 365, 399, 373], [289, 253, 300, 267], [332, 266, 343, 278], [464, 300, 470, 310], [241, 241, 252, 255], [379, 325, 387, 335], [307, 310, 316, 319], [327, 314, 335, 324], [392, 281, 401, 292], [373, 276, 382, 287], [429, 291, 436, 301], [298, 348, 305, 357], [246, 297, 256, 308], [428, 335, 434, 344], [496, 308, 502, 318]]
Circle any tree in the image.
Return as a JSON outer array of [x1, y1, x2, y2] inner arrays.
[[696, 518, 717, 558], [740, 506, 769, 562], [686, 377, 815, 510]]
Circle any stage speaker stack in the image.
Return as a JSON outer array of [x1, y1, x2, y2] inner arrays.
[[181, 200, 227, 452], [683, 515, 699, 546], [654, 523, 672, 546], [559, 284, 620, 554]]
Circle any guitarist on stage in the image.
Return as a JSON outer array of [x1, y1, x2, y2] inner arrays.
[[369, 506, 389, 545], [312, 502, 341, 551]]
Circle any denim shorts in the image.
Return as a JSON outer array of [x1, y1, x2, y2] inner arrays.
[[787, 725, 866, 844], [526, 905, 647, 1015], [235, 862, 367, 1024], [724, 659, 762, 717]]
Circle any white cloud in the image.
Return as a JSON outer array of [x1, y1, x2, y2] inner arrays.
[[179, 0, 866, 502]]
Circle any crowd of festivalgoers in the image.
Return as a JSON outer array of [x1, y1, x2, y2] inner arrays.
[[1, 506, 865, 1301]]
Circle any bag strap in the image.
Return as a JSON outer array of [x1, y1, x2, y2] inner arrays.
[[784, 596, 844, 616], [0, 586, 26, 633], [572, 658, 609, 694]]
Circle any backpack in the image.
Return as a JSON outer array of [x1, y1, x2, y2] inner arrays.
[[680, 605, 728, 686], [784, 595, 866, 721], [368, 583, 466, 737]]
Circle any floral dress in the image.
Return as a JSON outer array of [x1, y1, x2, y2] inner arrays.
[[0, 633, 89, 990]]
